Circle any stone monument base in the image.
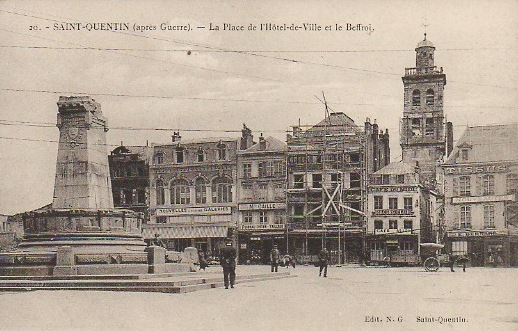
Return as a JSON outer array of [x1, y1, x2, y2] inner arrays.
[[0, 209, 193, 277]]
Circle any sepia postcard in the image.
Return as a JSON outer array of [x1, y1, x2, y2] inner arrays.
[[0, 1, 517, 330]]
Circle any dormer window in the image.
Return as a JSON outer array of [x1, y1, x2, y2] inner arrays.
[[154, 152, 164, 165], [175, 147, 185, 164], [457, 143, 473, 162], [197, 149, 205, 162], [461, 149, 469, 161], [217, 143, 226, 160]]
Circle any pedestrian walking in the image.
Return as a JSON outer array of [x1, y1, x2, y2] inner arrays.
[[458, 254, 470, 272], [318, 247, 329, 277], [449, 252, 456, 272], [219, 238, 237, 289], [270, 245, 280, 272], [198, 251, 208, 271]]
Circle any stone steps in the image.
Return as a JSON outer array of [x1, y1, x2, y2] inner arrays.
[[0, 271, 294, 293]]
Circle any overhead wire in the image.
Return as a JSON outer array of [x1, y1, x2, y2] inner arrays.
[[1, 7, 516, 89]]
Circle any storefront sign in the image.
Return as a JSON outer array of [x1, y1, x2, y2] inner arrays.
[[369, 186, 418, 193], [444, 164, 507, 175], [155, 206, 232, 216], [452, 194, 515, 204], [238, 203, 286, 211], [372, 209, 414, 216], [373, 228, 413, 235], [446, 230, 507, 238]]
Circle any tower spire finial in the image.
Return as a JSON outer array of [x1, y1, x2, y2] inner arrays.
[[424, 32, 427, 40]]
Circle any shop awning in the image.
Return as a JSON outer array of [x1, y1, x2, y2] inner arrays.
[[142, 225, 228, 239]]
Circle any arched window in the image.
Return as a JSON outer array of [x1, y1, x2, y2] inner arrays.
[[154, 153, 164, 165], [212, 177, 232, 203], [170, 179, 190, 204], [197, 149, 205, 162], [195, 177, 207, 204], [156, 180, 165, 205], [412, 90, 420, 106], [217, 143, 226, 160], [426, 89, 434, 106]]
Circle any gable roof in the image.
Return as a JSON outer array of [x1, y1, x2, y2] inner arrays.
[[445, 124, 518, 164]]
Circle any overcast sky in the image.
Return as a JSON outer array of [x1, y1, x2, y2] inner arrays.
[[1, 0, 517, 215]]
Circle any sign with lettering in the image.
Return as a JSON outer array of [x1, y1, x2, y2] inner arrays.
[[369, 186, 418, 193], [372, 209, 414, 216], [373, 228, 413, 235], [155, 206, 231, 216], [446, 230, 507, 237], [238, 203, 286, 211], [452, 194, 515, 204], [443, 164, 508, 175]]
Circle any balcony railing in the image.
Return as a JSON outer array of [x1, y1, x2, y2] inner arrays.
[[404, 66, 443, 76]]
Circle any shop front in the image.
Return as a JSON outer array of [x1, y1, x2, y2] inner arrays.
[[445, 230, 518, 267], [144, 206, 235, 259], [365, 232, 420, 266], [286, 228, 364, 265], [238, 231, 286, 264]]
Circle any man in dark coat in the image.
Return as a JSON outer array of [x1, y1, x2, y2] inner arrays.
[[449, 252, 456, 272], [270, 244, 280, 272], [219, 238, 237, 289], [318, 247, 330, 277]]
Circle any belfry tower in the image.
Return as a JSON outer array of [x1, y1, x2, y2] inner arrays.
[[400, 34, 452, 186]]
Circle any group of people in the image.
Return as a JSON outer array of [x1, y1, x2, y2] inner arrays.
[[219, 241, 331, 288], [269, 245, 296, 272], [201, 241, 475, 290]]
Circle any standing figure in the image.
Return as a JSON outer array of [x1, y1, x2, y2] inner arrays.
[[318, 247, 330, 277], [219, 238, 237, 289], [449, 252, 456, 272], [458, 254, 469, 272], [270, 244, 280, 272], [198, 251, 208, 271]]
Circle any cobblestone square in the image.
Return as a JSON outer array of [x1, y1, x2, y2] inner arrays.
[[0, 265, 516, 331]]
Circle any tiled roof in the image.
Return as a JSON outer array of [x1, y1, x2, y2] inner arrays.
[[155, 137, 237, 147], [243, 136, 286, 153], [374, 162, 418, 175], [445, 124, 518, 164]]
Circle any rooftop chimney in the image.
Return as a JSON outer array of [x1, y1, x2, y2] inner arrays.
[[172, 132, 181, 143], [259, 133, 266, 151]]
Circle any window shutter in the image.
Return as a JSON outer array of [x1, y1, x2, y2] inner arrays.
[[452, 177, 459, 196], [454, 205, 460, 229], [476, 175, 482, 196]]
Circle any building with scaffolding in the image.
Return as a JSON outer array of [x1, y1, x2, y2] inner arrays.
[[286, 112, 390, 264]]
